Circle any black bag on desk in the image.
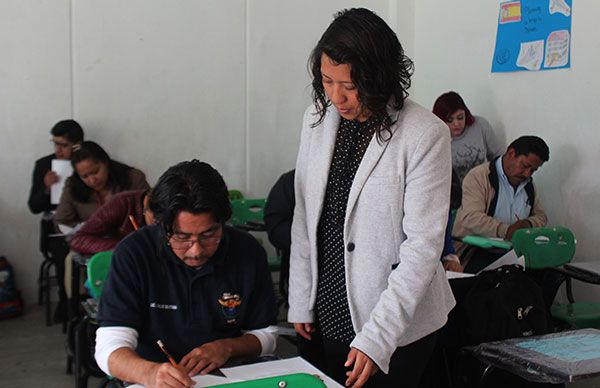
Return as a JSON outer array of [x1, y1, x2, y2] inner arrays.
[[460, 264, 551, 345], [0, 256, 23, 319]]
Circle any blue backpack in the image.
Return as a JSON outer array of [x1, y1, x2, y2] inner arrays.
[[0, 256, 23, 319]]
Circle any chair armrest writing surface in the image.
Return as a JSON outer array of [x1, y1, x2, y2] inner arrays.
[[210, 373, 327, 387], [462, 235, 512, 250], [561, 262, 600, 285]]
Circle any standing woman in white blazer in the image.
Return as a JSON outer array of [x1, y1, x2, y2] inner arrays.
[[288, 8, 455, 388]]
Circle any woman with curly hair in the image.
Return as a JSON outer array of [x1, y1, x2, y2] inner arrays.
[[288, 8, 455, 388]]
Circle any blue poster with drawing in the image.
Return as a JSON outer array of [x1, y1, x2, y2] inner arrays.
[[492, 0, 572, 73]]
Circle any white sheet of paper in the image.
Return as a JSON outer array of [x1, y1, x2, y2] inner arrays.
[[50, 159, 73, 204], [57, 222, 83, 236], [544, 30, 570, 68], [516, 40, 544, 71], [221, 357, 343, 388], [549, 0, 571, 16], [478, 249, 525, 274], [446, 271, 475, 279], [127, 374, 241, 388]]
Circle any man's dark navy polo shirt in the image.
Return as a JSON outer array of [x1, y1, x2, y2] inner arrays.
[[97, 224, 278, 362]]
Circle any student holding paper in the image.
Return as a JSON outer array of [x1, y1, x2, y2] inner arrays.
[[27, 119, 84, 323], [27, 119, 84, 214], [288, 8, 455, 387]]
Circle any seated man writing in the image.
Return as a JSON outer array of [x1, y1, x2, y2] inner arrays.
[[95, 160, 278, 388], [452, 135, 549, 273], [70, 189, 154, 255]]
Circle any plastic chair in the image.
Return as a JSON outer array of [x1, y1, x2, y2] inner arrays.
[[512, 226, 575, 269], [453, 227, 578, 386], [74, 251, 113, 388], [228, 189, 244, 201], [512, 227, 600, 329], [86, 251, 113, 299], [38, 214, 69, 328], [229, 199, 266, 229]]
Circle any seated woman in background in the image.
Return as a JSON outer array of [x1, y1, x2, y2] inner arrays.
[[433, 91, 502, 182], [55, 141, 149, 298], [54, 141, 150, 231]]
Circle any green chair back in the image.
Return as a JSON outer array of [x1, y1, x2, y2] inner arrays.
[[210, 373, 327, 387], [87, 251, 113, 299], [511, 226, 575, 269], [230, 198, 266, 226], [228, 190, 244, 201]]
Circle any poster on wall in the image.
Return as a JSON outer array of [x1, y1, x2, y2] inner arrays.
[[492, 0, 572, 73]]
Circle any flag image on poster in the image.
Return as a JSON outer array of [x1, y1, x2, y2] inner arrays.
[[492, 0, 572, 73]]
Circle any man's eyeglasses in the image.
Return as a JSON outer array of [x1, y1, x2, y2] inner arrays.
[[168, 225, 223, 251], [50, 139, 73, 149]]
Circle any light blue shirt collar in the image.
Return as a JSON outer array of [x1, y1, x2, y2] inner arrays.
[[493, 157, 531, 225]]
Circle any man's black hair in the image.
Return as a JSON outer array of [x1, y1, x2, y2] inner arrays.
[[507, 136, 550, 162], [50, 120, 84, 143], [149, 160, 231, 237]]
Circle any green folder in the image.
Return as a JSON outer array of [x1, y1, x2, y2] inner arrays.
[[462, 235, 512, 250], [208, 373, 327, 387]]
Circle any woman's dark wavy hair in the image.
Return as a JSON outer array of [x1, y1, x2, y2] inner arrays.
[[69, 141, 133, 203], [148, 160, 231, 237], [432, 91, 475, 127], [309, 8, 414, 142]]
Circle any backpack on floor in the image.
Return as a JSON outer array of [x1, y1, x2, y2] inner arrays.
[[460, 264, 552, 345], [0, 256, 23, 319]]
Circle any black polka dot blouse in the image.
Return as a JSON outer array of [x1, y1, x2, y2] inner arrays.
[[315, 115, 379, 343]]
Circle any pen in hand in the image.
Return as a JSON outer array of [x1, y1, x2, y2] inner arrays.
[[156, 339, 181, 370]]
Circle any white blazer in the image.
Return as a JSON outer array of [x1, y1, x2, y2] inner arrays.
[[288, 99, 456, 373]]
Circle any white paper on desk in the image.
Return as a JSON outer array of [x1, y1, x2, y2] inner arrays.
[[221, 356, 343, 388], [446, 271, 475, 279], [51, 159, 73, 204], [478, 249, 524, 274], [57, 222, 83, 237], [127, 374, 241, 388]]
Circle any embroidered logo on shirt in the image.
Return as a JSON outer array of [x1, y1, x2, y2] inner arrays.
[[218, 293, 242, 324], [149, 302, 178, 310]]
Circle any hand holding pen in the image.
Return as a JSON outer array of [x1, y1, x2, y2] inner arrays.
[[152, 340, 195, 387]]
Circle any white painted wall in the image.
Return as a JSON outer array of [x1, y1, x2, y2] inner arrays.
[[1, 0, 73, 304], [1, 1, 412, 304], [14, 1, 595, 306], [246, 0, 399, 196], [412, 1, 600, 299]]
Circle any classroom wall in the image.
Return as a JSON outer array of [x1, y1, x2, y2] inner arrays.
[[1, 0, 73, 305], [1, 1, 409, 304], [411, 1, 600, 299], [9, 1, 596, 307]]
